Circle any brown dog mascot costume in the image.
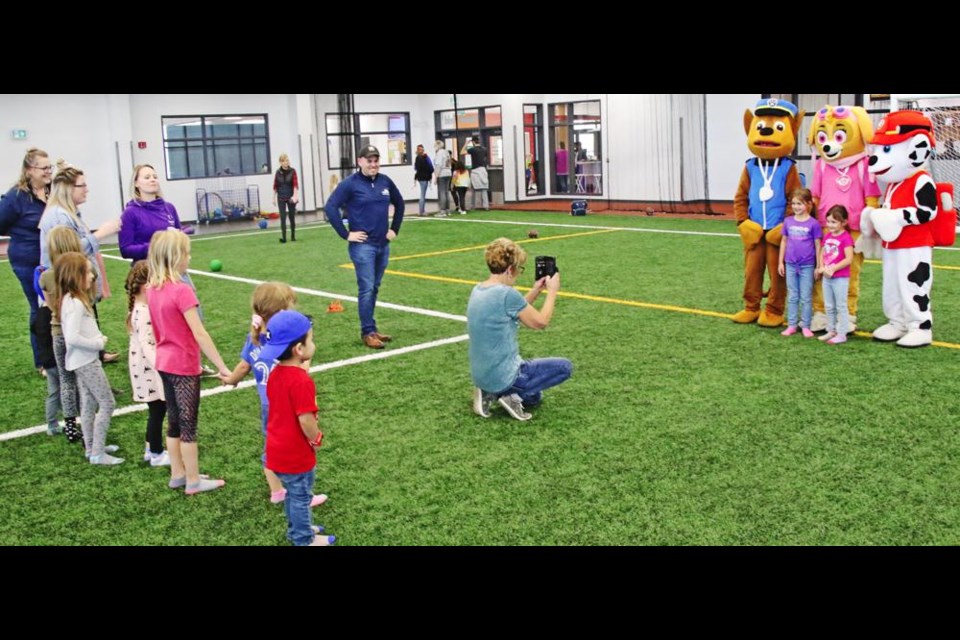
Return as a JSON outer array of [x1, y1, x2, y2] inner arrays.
[[807, 105, 881, 333], [733, 99, 804, 327]]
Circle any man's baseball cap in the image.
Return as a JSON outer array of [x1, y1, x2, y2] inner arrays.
[[258, 310, 313, 363], [357, 145, 380, 159], [870, 110, 936, 146]]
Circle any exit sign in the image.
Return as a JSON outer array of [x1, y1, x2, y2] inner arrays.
[[10, 129, 27, 140]]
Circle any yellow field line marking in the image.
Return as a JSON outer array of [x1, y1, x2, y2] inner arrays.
[[375, 268, 960, 349], [387, 228, 620, 263], [379, 268, 735, 319], [863, 259, 960, 272]]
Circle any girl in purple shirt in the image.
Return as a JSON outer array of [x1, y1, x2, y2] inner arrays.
[[778, 189, 822, 337]]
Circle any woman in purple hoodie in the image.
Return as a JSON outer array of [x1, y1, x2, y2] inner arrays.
[[119, 165, 211, 373], [119, 164, 181, 262]]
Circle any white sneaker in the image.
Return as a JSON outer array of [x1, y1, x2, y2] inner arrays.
[[498, 393, 532, 421], [472, 387, 495, 418], [150, 450, 171, 467], [87, 444, 120, 459], [90, 452, 125, 465]]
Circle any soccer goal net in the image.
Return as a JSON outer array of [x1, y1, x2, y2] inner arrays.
[[893, 94, 960, 205]]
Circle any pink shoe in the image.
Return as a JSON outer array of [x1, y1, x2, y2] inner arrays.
[[780, 326, 798, 336], [826, 335, 847, 345], [310, 493, 328, 508], [270, 489, 287, 504], [801, 328, 815, 338]]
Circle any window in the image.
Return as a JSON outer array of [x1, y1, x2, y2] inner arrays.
[[548, 100, 602, 195], [523, 104, 544, 195], [434, 105, 503, 167], [162, 114, 269, 180], [325, 112, 411, 169]]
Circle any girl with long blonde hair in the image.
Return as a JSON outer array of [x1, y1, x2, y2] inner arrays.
[[145, 230, 231, 494]]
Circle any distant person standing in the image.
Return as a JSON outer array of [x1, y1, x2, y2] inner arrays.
[[461, 136, 490, 211], [324, 145, 406, 349], [433, 140, 453, 216], [0, 147, 52, 373], [414, 144, 434, 215], [574, 141, 587, 163], [555, 142, 569, 193], [273, 153, 299, 243]]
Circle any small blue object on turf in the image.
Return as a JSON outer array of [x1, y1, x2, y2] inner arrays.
[[258, 219, 268, 229]]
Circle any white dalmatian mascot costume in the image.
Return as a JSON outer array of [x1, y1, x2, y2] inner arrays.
[[860, 110, 939, 348]]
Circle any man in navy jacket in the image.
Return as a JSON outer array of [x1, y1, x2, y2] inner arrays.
[[325, 145, 405, 349]]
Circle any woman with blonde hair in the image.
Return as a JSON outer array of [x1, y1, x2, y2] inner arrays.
[[119, 163, 182, 262], [146, 229, 231, 494], [0, 147, 53, 373], [466, 237, 571, 421], [38, 160, 122, 362], [273, 153, 299, 243]]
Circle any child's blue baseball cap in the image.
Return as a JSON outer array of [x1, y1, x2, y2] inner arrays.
[[259, 310, 312, 363]]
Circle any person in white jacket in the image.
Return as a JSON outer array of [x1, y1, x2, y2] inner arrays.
[[56, 252, 121, 464]]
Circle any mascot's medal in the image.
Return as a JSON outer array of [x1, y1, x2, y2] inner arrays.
[[757, 157, 779, 202], [835, 167, 852, 192]]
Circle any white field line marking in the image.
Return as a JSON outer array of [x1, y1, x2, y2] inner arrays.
[[1, 333, 469, 441], [11, 215, 960, 259], [97, 217, 430, 251], [424, 217, 960, 250], [100, 254, 468, 323]]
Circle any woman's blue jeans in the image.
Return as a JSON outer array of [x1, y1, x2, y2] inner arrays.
[[503, 357, 573, 406]]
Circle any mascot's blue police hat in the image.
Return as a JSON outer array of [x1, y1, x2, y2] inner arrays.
[[754, 98, 798, 118]]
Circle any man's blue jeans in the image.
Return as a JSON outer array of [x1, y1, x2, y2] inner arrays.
[[12, 262, 40, 368], [275, 469, 316, 546], [348, 241, 390, 337], [503, 357, 573, 406]]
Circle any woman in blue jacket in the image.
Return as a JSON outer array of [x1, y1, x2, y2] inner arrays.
[[0, 148, 53, 374]]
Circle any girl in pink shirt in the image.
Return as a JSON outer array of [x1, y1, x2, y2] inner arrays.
[[817, 206, 855, 345], [146, 230, 231, 494]]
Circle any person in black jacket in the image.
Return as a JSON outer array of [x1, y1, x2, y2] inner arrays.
[[414, 144, 434, 215], [273, 153, 299, 243]]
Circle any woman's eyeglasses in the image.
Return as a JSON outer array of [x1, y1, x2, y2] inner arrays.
[[32, 165, 53, 172]]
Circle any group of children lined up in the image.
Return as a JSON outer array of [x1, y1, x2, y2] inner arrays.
[[777, 188, 855, 344], [35, 228, 335, 546]]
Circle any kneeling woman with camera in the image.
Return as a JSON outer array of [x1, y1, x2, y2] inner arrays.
[[466, 237, 572, 421]]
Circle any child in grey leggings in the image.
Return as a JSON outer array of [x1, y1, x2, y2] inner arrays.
[[58, 253, 121, 464]]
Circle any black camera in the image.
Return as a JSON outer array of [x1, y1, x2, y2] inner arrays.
[[534, 256, 558, 281]]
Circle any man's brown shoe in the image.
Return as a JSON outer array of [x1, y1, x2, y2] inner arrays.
[[372, 331, 392, 342], [362, 333, 385, 349]]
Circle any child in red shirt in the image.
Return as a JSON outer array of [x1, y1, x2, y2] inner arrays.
[[261, 310, 336, 547]]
